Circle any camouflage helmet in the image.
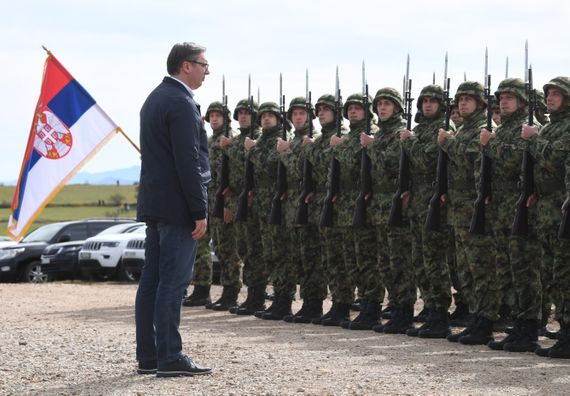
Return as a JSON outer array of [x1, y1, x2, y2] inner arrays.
[[495, 78, 528, 103], [454, 81, 486, 108], [417, 84, 444, 110], [543, 76, 570, 100], [315, 94, 336, 116], [373, 87, 404, 114], [535, 90, 547, 112], [257, 101, 282, 122], [286, 96, 315, 121], [342, 93, 374, 119], [205, 101, 231, 123], [232, 98, 259, 121]]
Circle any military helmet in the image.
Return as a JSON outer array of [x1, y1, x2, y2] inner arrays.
[[257, 101, 282, 122], [315, 94, 336, 116], [454, 81, 486, 108], [417, 84, 444, 110], [205, 101, 230, 123], [495, 78, 528, 103], [535, 90, 547, 111], [342, 93, 374, 119], [286, 96, 315, 121], [543, 76, 570, 100], [373, 87, 404, 114], [232, 98, 259, 121]]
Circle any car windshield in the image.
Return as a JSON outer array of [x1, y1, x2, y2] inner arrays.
[[96, 223, 141, 236], [130, 225, 147, 234], [22, 223, 67, 243]]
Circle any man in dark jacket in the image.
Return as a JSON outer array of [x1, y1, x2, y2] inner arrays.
[[135, 42, 212, 377]]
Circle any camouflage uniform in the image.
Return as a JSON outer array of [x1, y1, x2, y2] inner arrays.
[[401, 85, 455, 337], [305, 95, 353, 322], [332, 93, 382, 329], [191, 235, 213, 286], [205, 102, 242, 290], [484, 79, 542, 323], [367, 88, 415, 332], [280, 98, 327, 310], [248, 102, 296, 317]]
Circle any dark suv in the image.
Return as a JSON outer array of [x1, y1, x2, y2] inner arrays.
[[0, 219, 134, 283]]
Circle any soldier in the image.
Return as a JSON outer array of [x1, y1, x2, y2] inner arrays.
[[400, 84, 455, 339], [278, 97, 328, 323], [246, 101, 296, 320], [522, 76, 570, 359], [306, 94, 353, 326], [330, 93, 382, 330], [450, 100, 464, 128], [201, 101, 243, 311], [221, 99, 266, 315], [472, 78, 542, 350], [535, 91, 550, 126], [182, 236, 213, 306], [361, 87, 415, 334], [439, 81, 499, 345]]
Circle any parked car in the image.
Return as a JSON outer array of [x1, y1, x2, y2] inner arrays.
[[41, 222, 144, 281], [0, 219, 135, 283], [78, 223, 146, 281]]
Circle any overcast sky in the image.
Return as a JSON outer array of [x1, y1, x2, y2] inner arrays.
[[1, 0, 569, 183]]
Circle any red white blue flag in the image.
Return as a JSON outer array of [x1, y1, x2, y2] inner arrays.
[[8, 51, 118, 240]]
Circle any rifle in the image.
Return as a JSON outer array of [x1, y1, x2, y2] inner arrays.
[[212, 75, 230, 218], [353, 61, 372, 228], [388, 55, 412, 228], [511, 65, 536, 236], [469, 56, 493, 235], [425, 53, 450, 231], [235, 76, 255, 222], [268, 73, 288, 225], [294, 69, 315, 225], [320, 67, 343, 228]]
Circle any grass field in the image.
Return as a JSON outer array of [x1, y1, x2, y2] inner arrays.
[[0, 184, 138, 237]]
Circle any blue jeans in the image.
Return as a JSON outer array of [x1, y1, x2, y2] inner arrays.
[[135, 222, 197, 365]]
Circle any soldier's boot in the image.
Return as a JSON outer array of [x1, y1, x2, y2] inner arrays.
[[254, 295, 278, 318], [488, 319, 523, 350], [210, 286, 240, 311], [414, 307, 430, 323], [236, 285, 266, 315], [262, 294, 293, 320], [493, 304, 514, 332], [418, 308, 452, 339], [406, 322, 430, 337], [229, 287, 253, 314], [287, 300, 323, 324], [447, 316, 479, 343], [349, 299, 380, 330], [342, 299, 367, 329], [182, 285, 211, 307], [322, 303, 351, 327], [351, 298, 364, 312], [381, 304, 394, 320], [536, 321, 570, 358], [504, 319, 540, 352], [382, 305, 414, 334], [459, 316, 494, 345], [449, 303, 470, 327], [312, 302, 336, 325]]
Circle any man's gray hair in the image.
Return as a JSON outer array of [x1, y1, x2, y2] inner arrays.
[[167, 42, 206, 75]]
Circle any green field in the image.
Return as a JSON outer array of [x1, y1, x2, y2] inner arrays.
[[0, 184, 138, 237]]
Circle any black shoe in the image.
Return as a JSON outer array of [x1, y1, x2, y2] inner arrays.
[[254, 297, 276, 318], [351, 298, 365, 311], [348, 300, 380, 330], [449, 303, 470, 326], [372, 322, 385, 333], [406, 322, 429, 337], [459, 317, 494, 345], [503, 319, 539, 352], [537, 321, 570, 359], [236, 285, 266, 315], [156, 355, 212, 377], [262, 295, 293, 320], [210, 286, 240, 311], [182, 285, 211, 307], [312, 303, 335, 325], [447, 317, 478, 343], [383, 305, 414, 334], [322, 303, 351, 327], [418, 309, 451, 339], [287, 300, 323, 324], [414, 307, 430, 323], [381, 305, 394, 320], [137, 360, 157, 375], [488, 321, 522, 351]]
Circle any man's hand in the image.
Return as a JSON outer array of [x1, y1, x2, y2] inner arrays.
[[302, 136, 314, 146], [192, 218, 207, 240], [399, 129, 413, 142], [223, 208, 234, 224], [438, 128, 452, 145], [360, 132, 374, 147], [521, 124, 539, 140], [330, 135, 345, 147], [276, 138, 290, 152], [219, 136, 233, 150], [480, 128, 495, 146], [526, 194, 538, 208], [401, 191, 410, 209], [244, 137, 256, 151], [305, 192, 315, 204]]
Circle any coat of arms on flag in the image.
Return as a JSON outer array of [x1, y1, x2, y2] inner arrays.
[[8, 49, 121, 240]]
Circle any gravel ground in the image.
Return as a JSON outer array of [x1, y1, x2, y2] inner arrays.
[[1, 282, 569, 396]]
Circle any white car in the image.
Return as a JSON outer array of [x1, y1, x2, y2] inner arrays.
[[78, 223, 146, 281], [121, 236, 146, 280]]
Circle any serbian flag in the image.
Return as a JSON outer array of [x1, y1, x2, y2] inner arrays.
[[7, 51, 119, 240]]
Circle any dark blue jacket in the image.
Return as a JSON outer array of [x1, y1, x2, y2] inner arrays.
[[137, 77, 211, 225]]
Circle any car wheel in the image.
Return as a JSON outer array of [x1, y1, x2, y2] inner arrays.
[[23, 261, 49, 283], [117, 261, 139, 282]]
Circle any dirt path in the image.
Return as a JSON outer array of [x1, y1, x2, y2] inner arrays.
[[1, 282, 568, 395]]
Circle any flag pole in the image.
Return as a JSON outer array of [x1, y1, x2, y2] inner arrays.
[[117, 127, 141, 154]]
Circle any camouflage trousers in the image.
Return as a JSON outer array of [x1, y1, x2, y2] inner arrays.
[[409, 214, 452, 312], [260, 222, 296, 298], [321, 226, 354, 304], [493, 225, 517, 312], [380, 218, 415, 308], [509, 233, 542, 320], [292, 225, 328, 301], [452, 225, 475, 312], [235, 211, 267, 288], [191, 231, 213, 286], [210, 217, 242, 289]]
